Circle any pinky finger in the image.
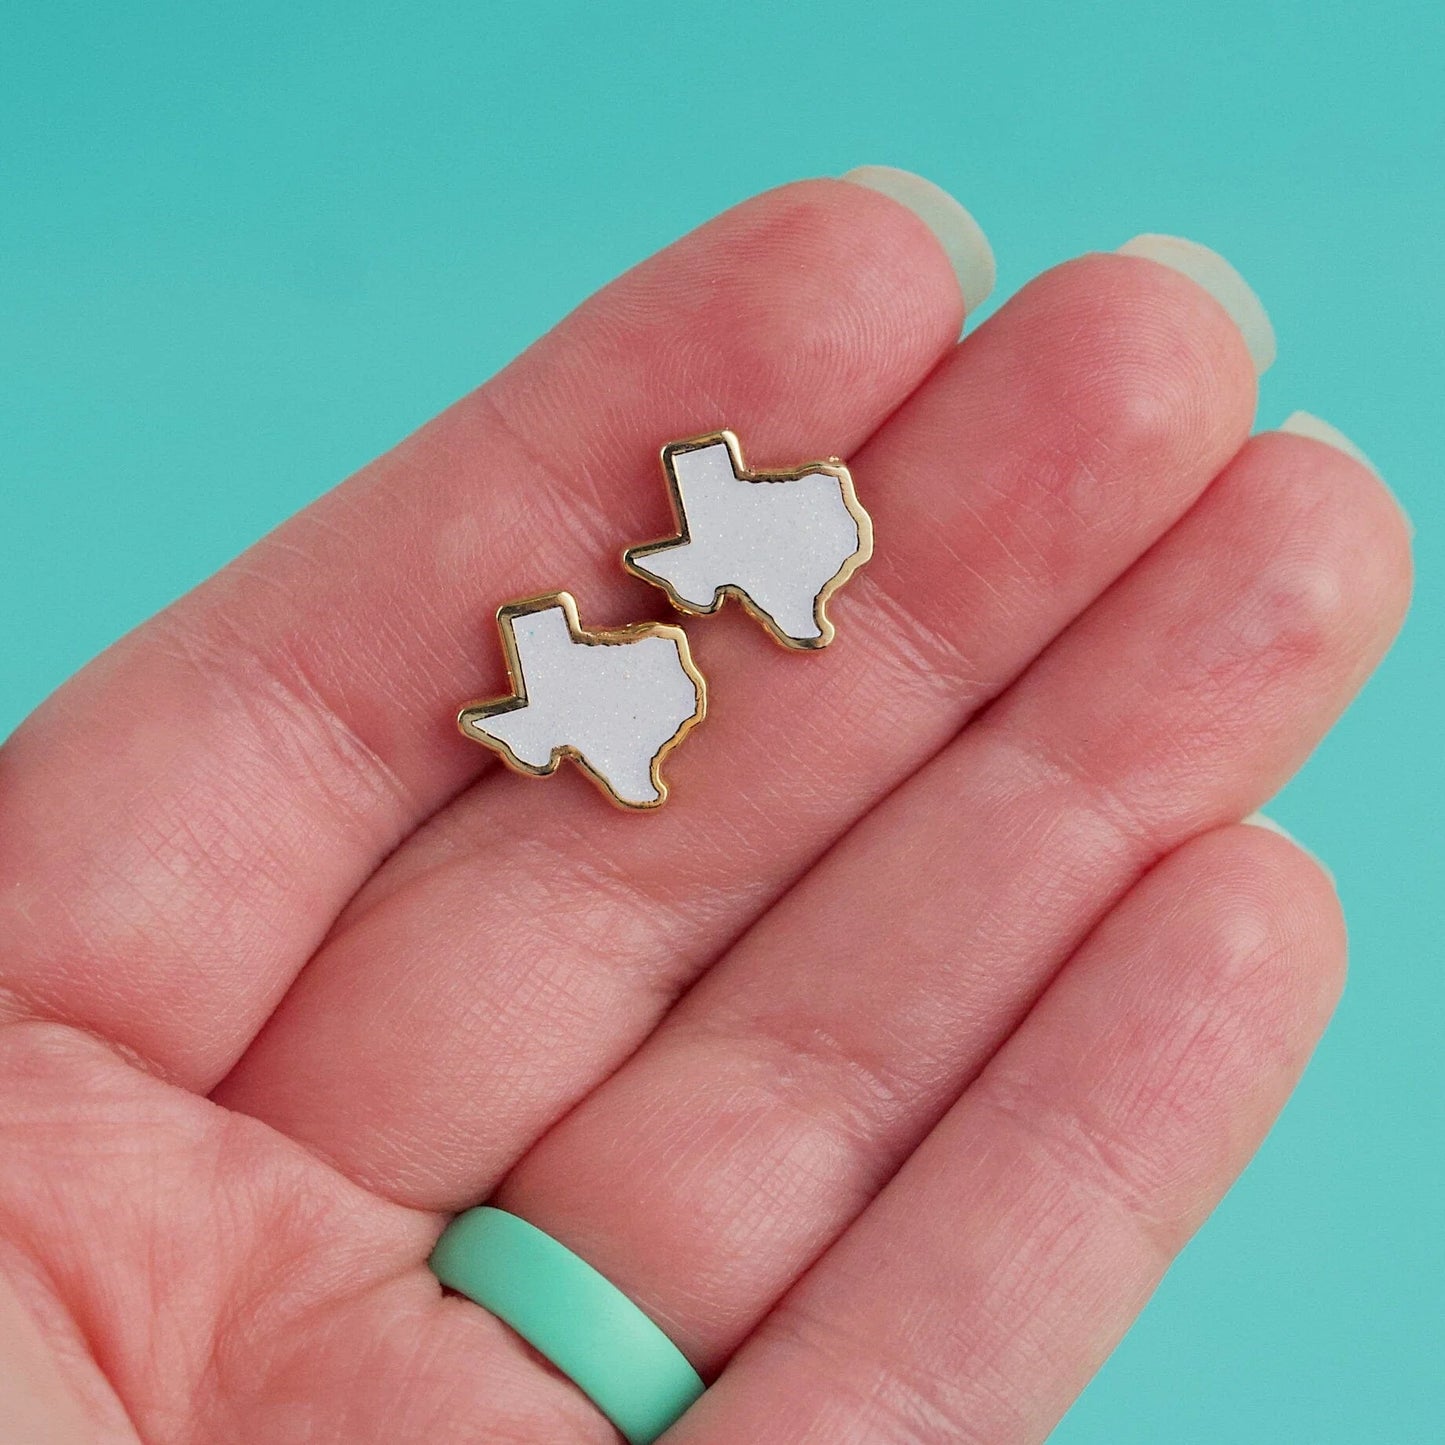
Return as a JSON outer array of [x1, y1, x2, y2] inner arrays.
[[675, 822, 1344, 1445]]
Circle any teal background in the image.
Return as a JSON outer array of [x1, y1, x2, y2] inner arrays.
[[2, 3, 1440, 1439]]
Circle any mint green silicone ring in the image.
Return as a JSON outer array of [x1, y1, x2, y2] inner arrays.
[[429, 1207, 705, 1444]]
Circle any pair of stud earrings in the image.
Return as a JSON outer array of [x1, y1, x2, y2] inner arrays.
[[457, 429, 872, 809]]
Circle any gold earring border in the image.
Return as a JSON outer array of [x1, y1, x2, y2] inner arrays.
[[621, 429, 875, 651], [456, 589, 707, 812]]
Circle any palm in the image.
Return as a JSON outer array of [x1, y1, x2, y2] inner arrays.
[[4, 1058, 612, 1441], [0, 178, 1408, 1445]]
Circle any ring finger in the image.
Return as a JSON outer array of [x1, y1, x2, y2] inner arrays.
[[491, 426, 1409, 1373]]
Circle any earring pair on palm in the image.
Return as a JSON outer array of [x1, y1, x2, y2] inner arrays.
[[458, 428, 873, 809]]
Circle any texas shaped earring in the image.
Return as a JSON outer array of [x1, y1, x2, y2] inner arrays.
[[622, 430, 873, 650], [457, 591, 706, 811]]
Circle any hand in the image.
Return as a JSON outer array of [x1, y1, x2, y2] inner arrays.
[[0, 175, 1409, 1444]]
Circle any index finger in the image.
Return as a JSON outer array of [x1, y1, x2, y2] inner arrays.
[[0, 172, 973, 1086]]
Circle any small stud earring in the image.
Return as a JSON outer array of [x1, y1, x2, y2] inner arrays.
[[623, 430, 873, 650], [458, 591, 705, 810]]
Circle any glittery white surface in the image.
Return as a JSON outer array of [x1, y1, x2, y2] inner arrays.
[[467, 605, 699, 806], [630, 442, 862, 643]]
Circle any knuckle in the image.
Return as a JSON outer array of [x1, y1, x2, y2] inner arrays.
[[973, 1066, 1182, 1259]]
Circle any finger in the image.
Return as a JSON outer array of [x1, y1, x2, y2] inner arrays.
[[216, 246, 1261, 1204], [670, 823, 1344, 1444], [482, 427, 1408, 1370], [0, 175, 967, 1085], [0, 1270, 95, 1445]]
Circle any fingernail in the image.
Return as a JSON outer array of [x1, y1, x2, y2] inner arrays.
[[1242, 811, 1335, 885], [1117, 234, 1276, 376], [1279, 410, 1377, 473], [842, 166, 996, 314], [1278, 411, 1413, 537]]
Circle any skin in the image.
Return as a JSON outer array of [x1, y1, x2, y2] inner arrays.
[[0, 179, 1412, 1444]]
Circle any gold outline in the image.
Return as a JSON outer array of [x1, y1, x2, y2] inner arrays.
[[622, 429, 874, 651], [457, 590, 707, 812]]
